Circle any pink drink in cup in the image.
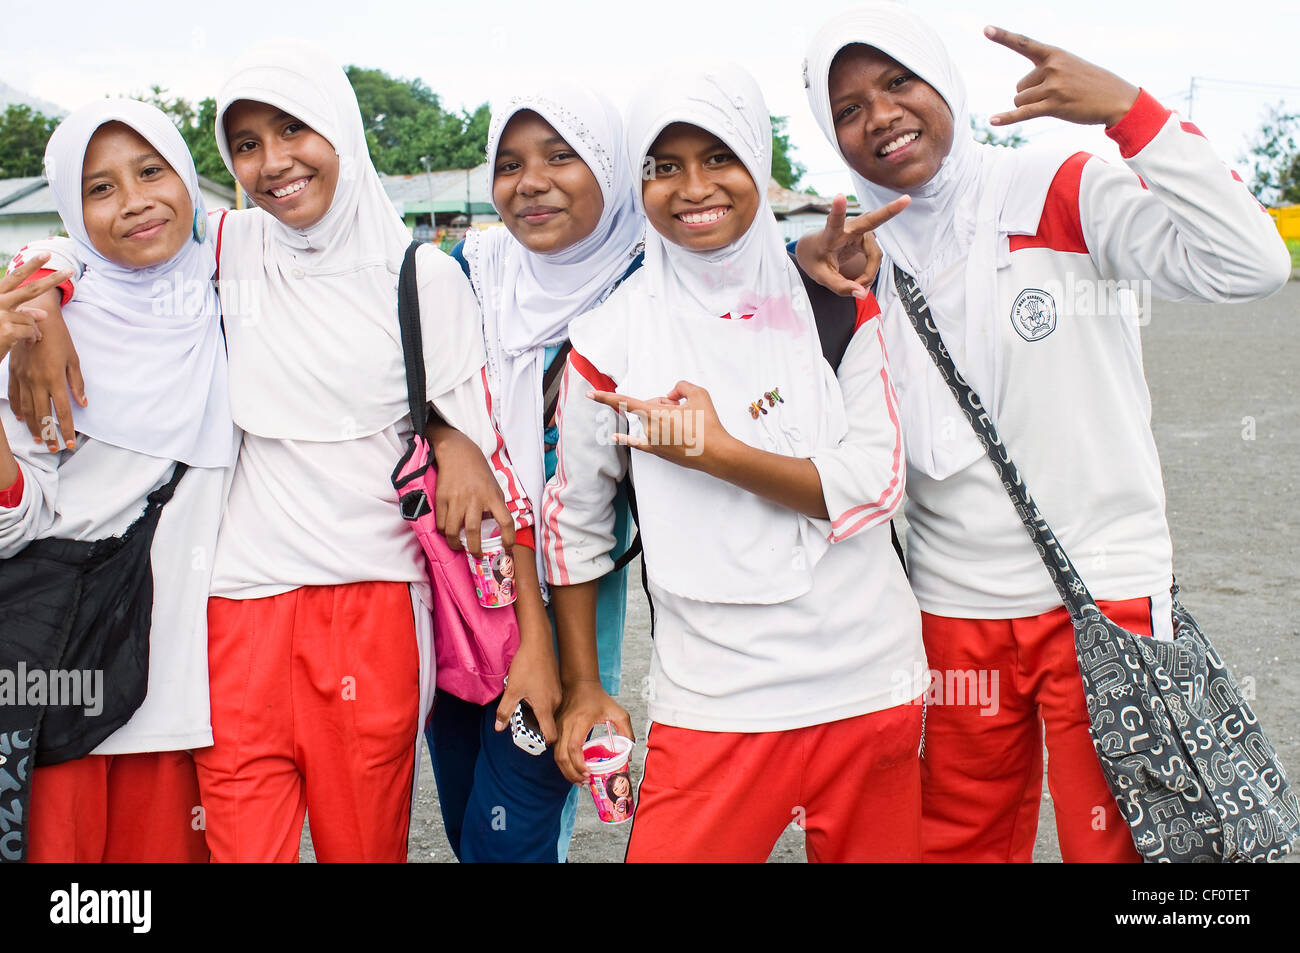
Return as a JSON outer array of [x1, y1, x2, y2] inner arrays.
[[462, 519, 516, 608], [583, 734, 635, 824]]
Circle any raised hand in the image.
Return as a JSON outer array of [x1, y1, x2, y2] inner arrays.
[[985, 26, 1140, 129], [795, 194, 910, 299]]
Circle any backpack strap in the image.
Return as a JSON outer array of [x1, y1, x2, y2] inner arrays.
[[789, 250, 856, 372], [891, 263, 1092, 622], [542, 340, 574, 429], [397, 240, 428, 434]]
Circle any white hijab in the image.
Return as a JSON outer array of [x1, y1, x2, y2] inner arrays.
[[583, 63, 846, 605], [0, 99, 233, 469], [213, 40, 481, 441], [804, 2, 1071, 478], [465, 82, 643, 592]]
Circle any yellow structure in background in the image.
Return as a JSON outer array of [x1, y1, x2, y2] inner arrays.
[[1268, 205, 1300, 241]]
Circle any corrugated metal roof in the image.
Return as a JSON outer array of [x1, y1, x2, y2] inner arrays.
[[380, 163, 495, 215], [767, 178, 859, 216], [0, 177, 46, 210]]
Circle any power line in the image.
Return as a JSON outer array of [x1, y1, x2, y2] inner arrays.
[[1192, 76, 1300, 93]]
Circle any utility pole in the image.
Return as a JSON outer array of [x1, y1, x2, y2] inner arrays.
[[466, 168, 472, 228], [420, 155, 437, 238]]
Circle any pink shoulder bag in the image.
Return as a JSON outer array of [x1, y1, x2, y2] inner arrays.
[[391, 241, 519, 705]]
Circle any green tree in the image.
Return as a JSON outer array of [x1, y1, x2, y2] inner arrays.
[[770, 114, 805, 190], [0, 104, 60, 178], [346, 65, 489, 173], [1243, 103, 1300, 206], [141, 87, 233, 188], [970, 114, 1026, 149]]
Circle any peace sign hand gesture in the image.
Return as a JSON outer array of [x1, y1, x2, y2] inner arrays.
[[985, 26, 1140, 129], [794, 194, 910, 299]]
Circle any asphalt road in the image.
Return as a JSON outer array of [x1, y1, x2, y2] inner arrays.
[[307, 280, 1300, 864]]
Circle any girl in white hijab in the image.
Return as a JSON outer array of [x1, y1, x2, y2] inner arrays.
[[0, 98, 236, 861], [801, 3, 1290, 862], [195, 40, 558, 864], [541, 63, 926, 862], [428, 81, 644, 863]]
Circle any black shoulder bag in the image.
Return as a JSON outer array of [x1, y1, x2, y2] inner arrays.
[[892, 263, 1299, 862], [0, 461, 186, 862]]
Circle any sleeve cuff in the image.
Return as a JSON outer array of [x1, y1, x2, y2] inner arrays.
[[1106, 88, 1172, 160], [854, 293, 882, 332], [19, 267, 74, 306], [513, 526, 535, 551], [0, 468, 24, 509]]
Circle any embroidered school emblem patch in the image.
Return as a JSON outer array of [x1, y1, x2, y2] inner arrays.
[[1010, 288, 1057, 342]]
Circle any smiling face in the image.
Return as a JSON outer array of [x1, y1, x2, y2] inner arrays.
[[827, 44, 955, 192], [492, 110, 604, 254], [80, 122, 193, 269], [641, 122, 760, 253], [223, 99, 339, 230]]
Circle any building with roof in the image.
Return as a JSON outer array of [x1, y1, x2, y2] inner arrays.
[[767, 180, 861, 243]]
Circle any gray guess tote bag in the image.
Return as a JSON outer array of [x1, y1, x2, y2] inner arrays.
[[892, 264, 1299, 862]]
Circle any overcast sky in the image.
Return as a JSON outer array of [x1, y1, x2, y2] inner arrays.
[[5, 0, 1297, 197]]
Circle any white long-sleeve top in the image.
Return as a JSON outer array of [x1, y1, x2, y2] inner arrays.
[[892, 92, 1292, 620], [0, 410, 237, 753], [541, 303, 926, 732]]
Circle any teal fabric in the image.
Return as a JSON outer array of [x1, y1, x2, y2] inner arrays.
[[447, 243, 640, 861], [545, 345, 633, 859]]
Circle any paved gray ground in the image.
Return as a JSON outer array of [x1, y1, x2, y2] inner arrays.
[[305, 281, 1300, 863]]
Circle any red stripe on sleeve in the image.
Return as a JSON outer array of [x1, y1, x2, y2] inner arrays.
[[19, 267, 74, 307], [513, 526, 535, 551], [214, 209, 228, 281], [0, 468, 24, 509], [854, 292, 882, 332], [568, 349, 617, 392], [1008, 152, 1091, 256], [1106, 88, 1173, 159], [827, 326, 904, 540], [543, 364, 574, 585], [480, 366, 528, 525]]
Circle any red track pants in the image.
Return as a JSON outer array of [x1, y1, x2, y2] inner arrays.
[[919, 598, 1153, 862], [28, 751, 209, 862], [626, 701, 922, 862], [193, 582, 419, 863]]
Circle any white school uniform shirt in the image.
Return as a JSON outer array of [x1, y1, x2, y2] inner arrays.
[[543, 291, 925, 732], [0, 416, 237, 753], [888, 96, 1291, 621]]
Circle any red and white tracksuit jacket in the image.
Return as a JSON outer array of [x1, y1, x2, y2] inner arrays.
[[894, 90, 1292, 621]]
